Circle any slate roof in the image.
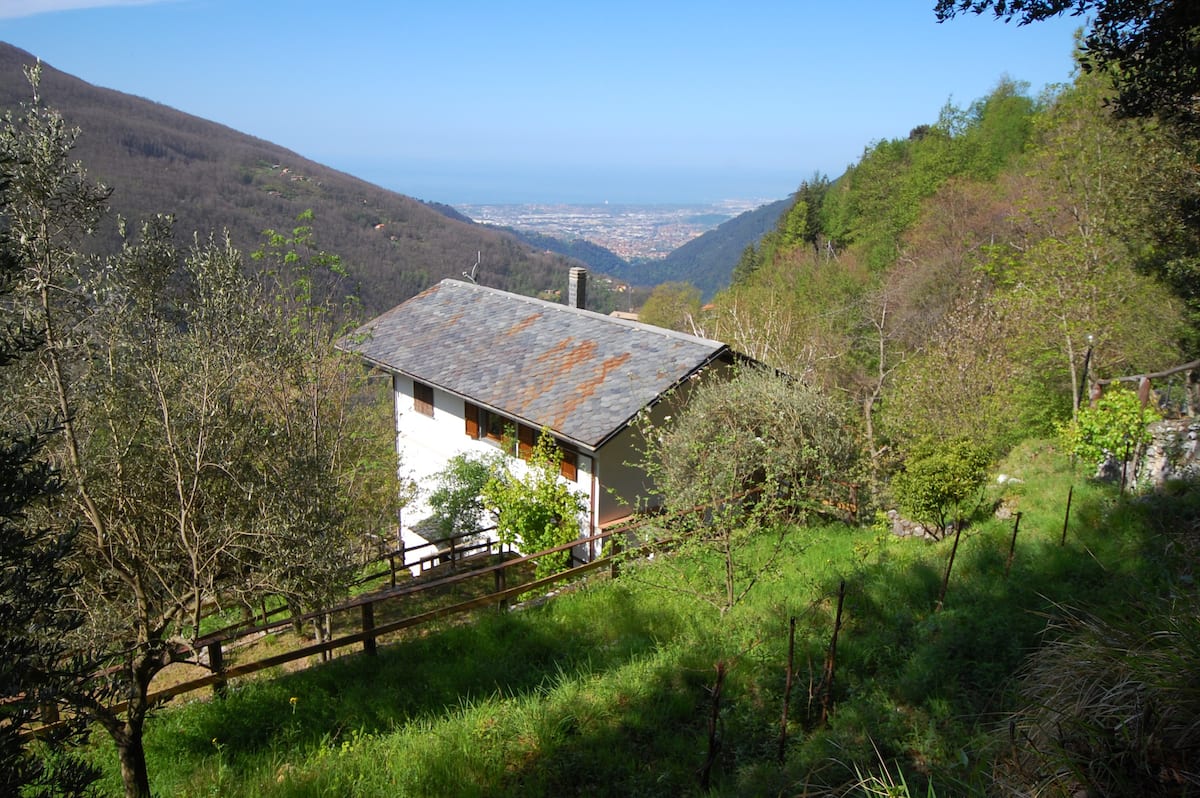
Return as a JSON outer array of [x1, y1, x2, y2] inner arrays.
[[341, 279, 730, 450]]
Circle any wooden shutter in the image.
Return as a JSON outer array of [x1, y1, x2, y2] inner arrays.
[[559, 446, 578, 481], [464, 402, 479, 438], [413, 381, 434, 416], [517, 425, 535, 460]]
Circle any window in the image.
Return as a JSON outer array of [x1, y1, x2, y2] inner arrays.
[[463, 403, 576, 480], [465, 402, 512, 449], [413, 380, 434, 417], [483, 410, 508, 444]]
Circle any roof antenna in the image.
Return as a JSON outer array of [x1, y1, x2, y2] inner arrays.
[[463, 251, 481, 284]]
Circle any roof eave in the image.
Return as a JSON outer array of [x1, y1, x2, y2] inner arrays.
[[589, 344, 734, 451]]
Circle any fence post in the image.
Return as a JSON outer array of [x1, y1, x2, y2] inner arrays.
[[40, 700, 60, 724], [361, 601, 377, 656], [208, 640, 227, 698], [820, 579, 846, 726], [450, 535, 458, 569], [1061, 485, 1074, 546], [317, 614, 333, 662], [609, 532, 621, 579], [389, 553, 397, 588], [1120, 438, 1132, 498], [1005, 512, 1022, 578], [936, 523, 963, 612], [699, 661, 726, 791], [777, 616, 796, 763], [495, 565, 508, 612]]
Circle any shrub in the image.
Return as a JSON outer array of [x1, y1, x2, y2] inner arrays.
[[891, 439, 990, 539], [1058, 385, 1161, 468], [425, 452, 501, 540], [482, 429, 585, 576]]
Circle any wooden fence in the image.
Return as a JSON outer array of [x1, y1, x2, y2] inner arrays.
[[153, 523, 634, 710], [27, 485, 853, 732]]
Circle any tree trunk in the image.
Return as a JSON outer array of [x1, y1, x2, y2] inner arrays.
[[98, 653, 158, 798], [116, 724, 152, 798]]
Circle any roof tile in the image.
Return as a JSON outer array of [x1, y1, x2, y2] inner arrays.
[[341, 279, 727, 448]]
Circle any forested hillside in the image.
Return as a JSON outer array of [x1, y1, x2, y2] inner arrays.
[[642, 70, 1200, 474], [597, 198, 790, 299], [0, 43, 579, 315]]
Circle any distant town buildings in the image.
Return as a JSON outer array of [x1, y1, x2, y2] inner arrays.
[[457, 200, 762, 261]]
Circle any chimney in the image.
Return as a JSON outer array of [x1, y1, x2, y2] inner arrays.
[[568, 266, 587, 309]]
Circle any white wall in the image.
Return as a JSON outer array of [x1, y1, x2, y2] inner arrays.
[[392, 358, 733, 565], [392, 375, 597, 563]]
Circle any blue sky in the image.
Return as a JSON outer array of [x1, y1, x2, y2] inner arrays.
[[0, 0, 1085, 204]]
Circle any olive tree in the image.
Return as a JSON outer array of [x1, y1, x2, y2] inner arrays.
[[0, 149, 98, 795], [1, 75, 397, 798], [637, 366, 860, 614]]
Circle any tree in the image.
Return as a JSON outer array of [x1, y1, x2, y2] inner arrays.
[[637, 366, 860, 614], [881, 283, 1039, 455], [709, 245, 866, 390], [1, 78, 396, 797], [1058, 384, 1161, 468], [427, 451, 503, 540], [637, 281, 703, 334], [891, 438, 991, 539], [935, 1, 1200, 133], [0, 142, 98, 795], [779, 174, 831, 255], [482, 429, 586, 578], [250, 212, 402, 622], [879, 71, 1188, 455]]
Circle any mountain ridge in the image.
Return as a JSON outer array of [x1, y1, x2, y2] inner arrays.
[[0, 42, 578, 315]]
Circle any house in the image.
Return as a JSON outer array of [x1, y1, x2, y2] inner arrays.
[[340, 267, 736, 561]]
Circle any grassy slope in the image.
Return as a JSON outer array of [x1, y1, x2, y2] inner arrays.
[[82, 441, 1193, 796]]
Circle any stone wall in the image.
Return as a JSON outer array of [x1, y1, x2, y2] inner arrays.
[[1138, 418, 1200, 486]]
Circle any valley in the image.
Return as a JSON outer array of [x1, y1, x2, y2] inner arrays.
[[457, 199, 769, 260]]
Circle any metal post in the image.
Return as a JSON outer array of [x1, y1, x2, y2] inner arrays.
[[1005, 512, 1022, 578], [1061, 485, 1074, 546]]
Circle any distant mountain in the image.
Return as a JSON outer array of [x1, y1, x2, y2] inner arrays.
[[601, 199, 790, 299], [0, 43, 576, 315]]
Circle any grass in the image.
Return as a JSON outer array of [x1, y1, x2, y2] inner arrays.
[[77, 440, 1196, 796]]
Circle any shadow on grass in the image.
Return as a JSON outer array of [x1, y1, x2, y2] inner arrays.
[[125, 467, 1196, 796], [792, 474, 1196, 791], [141, 582, 695, 776]]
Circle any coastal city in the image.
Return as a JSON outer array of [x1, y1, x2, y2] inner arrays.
[[456, 199, 768, 260]]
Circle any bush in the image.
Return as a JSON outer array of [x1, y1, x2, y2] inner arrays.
[[891, 439, 990, 539], [482, 430, 585, 577], [426, 452, 501, 540], [638, 365, 861, 612], [1058, 385, 1161, 468]]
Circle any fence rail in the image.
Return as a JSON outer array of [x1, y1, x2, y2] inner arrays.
[[137, 527, 626, 717], [23, 503, 800, 736], [197, 525, 511, 646]]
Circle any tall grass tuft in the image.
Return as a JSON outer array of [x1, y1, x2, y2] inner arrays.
[[996, 597, 1200, 796]]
